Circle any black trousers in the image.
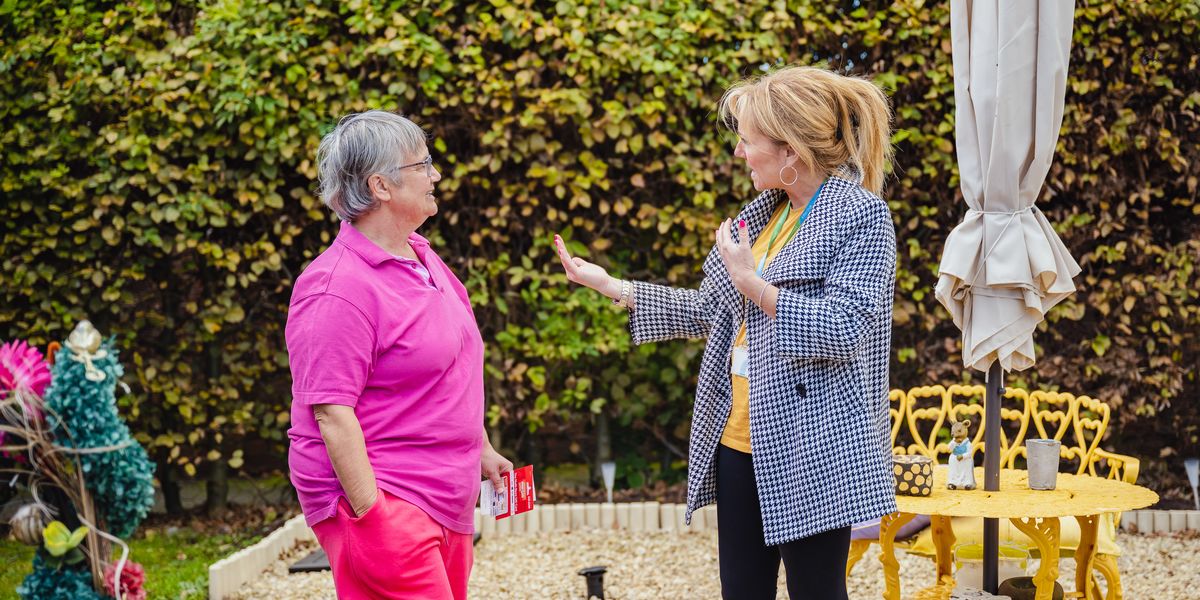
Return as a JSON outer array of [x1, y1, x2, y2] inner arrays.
[[716, 444, 851, 600]]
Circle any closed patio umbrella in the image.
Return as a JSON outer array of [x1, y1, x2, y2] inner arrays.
[[934, 0, 1081, 592]]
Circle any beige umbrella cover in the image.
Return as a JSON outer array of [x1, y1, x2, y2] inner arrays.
[[935, 0, 1082, 373]]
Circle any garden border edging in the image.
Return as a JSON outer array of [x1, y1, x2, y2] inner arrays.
[[208, 514, 316, 600], [1120, 509, 1200, 534], [475, 502, 716, 536]]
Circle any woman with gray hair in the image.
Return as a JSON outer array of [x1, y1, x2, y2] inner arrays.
[[286, 110, 512, 599]]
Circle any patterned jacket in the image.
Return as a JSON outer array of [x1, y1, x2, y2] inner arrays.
[[628, 175, 898, 545]]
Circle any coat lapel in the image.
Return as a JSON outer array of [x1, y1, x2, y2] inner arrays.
[[763, 176, 856, 284]]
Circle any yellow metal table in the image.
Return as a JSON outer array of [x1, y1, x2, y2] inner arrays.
[[878, 467, 1158, 600]]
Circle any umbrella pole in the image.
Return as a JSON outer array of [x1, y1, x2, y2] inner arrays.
[[983, 361, 1003, 592]]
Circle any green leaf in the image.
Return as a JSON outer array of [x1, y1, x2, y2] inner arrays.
[[42, 521, 88, 557]]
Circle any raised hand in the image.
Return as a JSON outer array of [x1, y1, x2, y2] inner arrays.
[[553, 234, 621, 299], [715, 218, 756, 289]]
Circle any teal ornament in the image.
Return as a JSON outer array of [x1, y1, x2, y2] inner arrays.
[[43, 321, 156, 538]]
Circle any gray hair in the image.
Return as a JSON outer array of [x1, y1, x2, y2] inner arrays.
[[316, 110, 428, 222]]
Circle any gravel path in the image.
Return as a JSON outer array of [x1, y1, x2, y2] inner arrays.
[[232, 530, 1200, 599]]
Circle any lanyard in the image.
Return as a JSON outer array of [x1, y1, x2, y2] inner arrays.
[[755, 180, 824, 277]]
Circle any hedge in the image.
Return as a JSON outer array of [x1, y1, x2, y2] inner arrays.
[[1, 0, 1197, 501]]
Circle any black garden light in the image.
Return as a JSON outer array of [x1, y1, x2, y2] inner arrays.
[[577, 565, 607, 599]]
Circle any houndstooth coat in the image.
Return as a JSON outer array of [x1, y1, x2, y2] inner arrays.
[[628, 175, 898, 545]]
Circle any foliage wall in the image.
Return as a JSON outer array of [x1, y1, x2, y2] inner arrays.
[[2, 0, 1197, 497]]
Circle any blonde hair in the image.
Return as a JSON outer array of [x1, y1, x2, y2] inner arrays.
[[718, 66, 893, 194]]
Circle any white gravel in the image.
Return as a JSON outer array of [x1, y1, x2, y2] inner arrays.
[[230, 530, 1200, 599]]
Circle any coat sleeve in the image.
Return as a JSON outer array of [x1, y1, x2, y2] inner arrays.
[[627, 277, 723, 344], [773, 206, 896, 362]]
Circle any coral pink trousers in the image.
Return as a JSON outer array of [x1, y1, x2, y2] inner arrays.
[[312, 489, 473, 600]]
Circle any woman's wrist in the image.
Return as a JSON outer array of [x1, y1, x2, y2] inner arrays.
[[604, 276, 624, 300], [734, 273, 762, 296], [351, 486, 378, 516], [755, 279, 772, 306]]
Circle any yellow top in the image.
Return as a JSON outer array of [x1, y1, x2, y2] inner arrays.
[[894, 466, 1158, 518], [720, 201, 804, 453]]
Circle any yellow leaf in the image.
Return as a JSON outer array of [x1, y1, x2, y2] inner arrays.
[[225, 304, 245, 323]]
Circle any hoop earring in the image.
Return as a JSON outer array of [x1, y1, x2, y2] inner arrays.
[[779, 165, 799, 186]]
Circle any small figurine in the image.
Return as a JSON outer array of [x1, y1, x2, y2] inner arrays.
[[65, 320, 108, 382], [946, 419, 976, 490]]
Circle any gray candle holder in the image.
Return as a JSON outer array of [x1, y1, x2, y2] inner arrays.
[[1026, 439, 1062, 490]]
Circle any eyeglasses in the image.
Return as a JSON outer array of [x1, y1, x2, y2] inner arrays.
[[388, 155, 434, 178]]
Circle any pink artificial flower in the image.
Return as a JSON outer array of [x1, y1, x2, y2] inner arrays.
[[0, 340, 51, 398], [103, 560, 147, 600]]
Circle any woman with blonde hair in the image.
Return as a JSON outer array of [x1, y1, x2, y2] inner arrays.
[[555, 66, 898, 599]]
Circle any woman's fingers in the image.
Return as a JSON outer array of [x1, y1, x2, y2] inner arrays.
[[554, 235, 578, 279], [715, 217, 751, 273], [716, 218, 733, 256], [554, 234, 570, 263]]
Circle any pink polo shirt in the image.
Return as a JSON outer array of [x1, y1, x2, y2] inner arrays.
[[286, 221, 484, 533]]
